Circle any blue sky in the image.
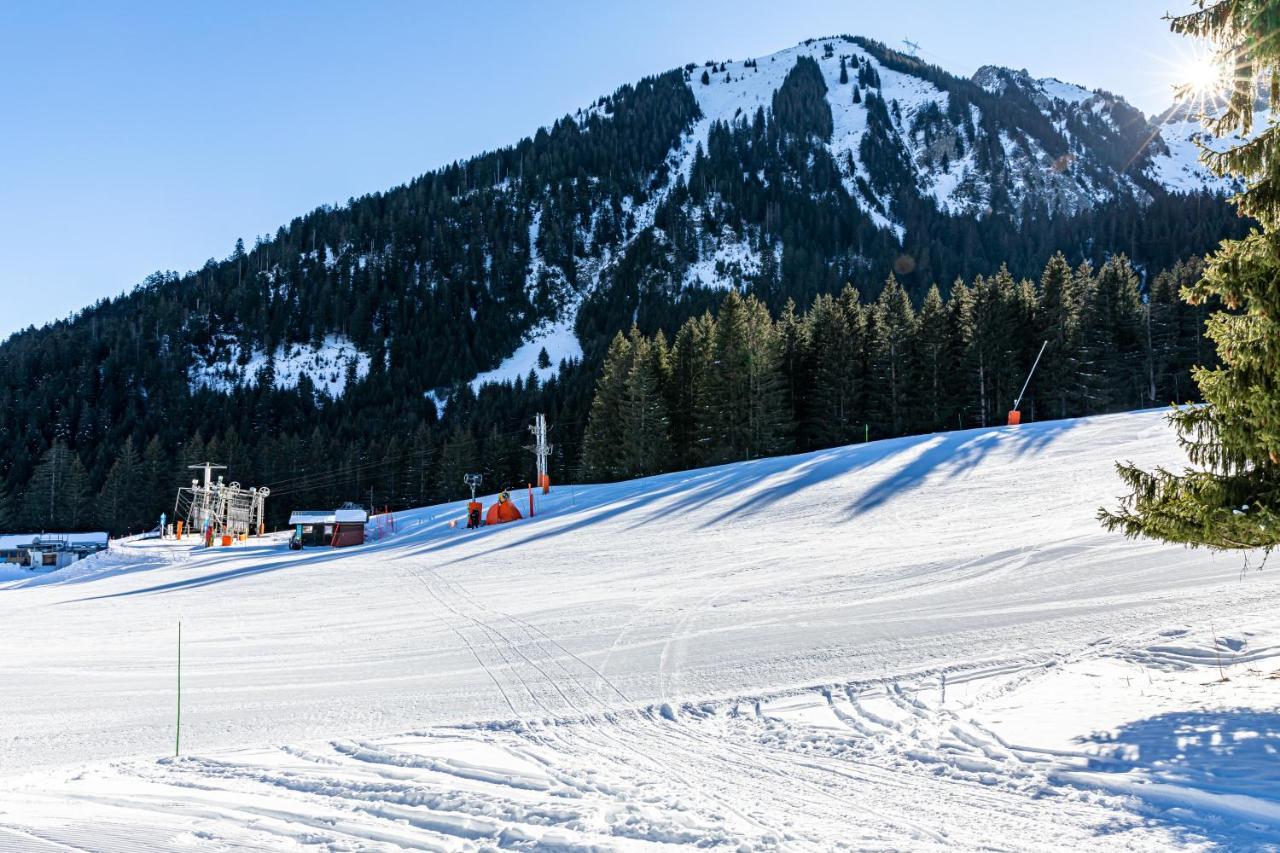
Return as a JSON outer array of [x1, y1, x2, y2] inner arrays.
[[0, 1, 1198, 337]]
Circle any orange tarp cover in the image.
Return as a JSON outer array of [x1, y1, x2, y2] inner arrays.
[[485, 499, 523, 525]]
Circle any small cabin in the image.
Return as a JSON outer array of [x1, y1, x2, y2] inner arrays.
[[287, 507, 368, 547], [0, 533, 109, 570]]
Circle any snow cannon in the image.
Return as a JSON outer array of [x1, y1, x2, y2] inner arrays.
[[485, 490, 523, 525], [463, 473, 486, 529], [1007, 340, 1047, 428]]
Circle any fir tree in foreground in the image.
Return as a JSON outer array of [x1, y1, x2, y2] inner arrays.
[[1101, 0, 1280, 552]]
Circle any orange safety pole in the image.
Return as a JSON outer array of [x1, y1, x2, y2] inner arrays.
[[528, 483, 534, 518]]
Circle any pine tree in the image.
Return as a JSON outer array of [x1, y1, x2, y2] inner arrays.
[[617, 330, 672, 477], [913, 284, 953, 432], [580, 331, 633, 480], [1082, 255, 1145, 412], [1035, 252, 1080, 420], [1070, 261, 1103, 413], [0, 488, 16, 531], [775, 298, 812, 440], [839, 56, 849, 85], [948, 279, 980, 425], [667, 313, 716, 468], [407, 423, 435, 507], [702, 291, 788, 462], [481, 424, 521, 491], [962, 270, 1018, 426], [1142, 257, 1210, 406], [435, 427, 478, 501], [97, 437, 142, 534], [64, 453, 93, 529], [867, 274, 916, 436], [20, 442, 91, 531], [743, 294, 791, 457], [140, 436, 168, 527], [1011, 276, 1041, 415], [806, 286, 866, 446], [1103, 3, 1280, 551]]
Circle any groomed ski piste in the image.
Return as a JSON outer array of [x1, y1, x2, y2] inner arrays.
[[1, 410, 1278, 851]]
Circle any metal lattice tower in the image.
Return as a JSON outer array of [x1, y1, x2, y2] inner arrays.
[[526, 413, 552, 493], [174, 461, 268, 538]]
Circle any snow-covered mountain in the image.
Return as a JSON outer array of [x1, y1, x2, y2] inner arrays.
[[471, 36, 1235, 397], [100, 36, 1241, 408], [684, 42, 1219, 227], [171, 36, 1236, 404]]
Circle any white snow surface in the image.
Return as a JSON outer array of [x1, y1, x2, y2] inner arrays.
[[1038, 76, 1094, 105], [1145, 104, 1269, 196], [469, 318, 582, 393], [2, 410, 1279, 850], [190, 334, 371, 399]]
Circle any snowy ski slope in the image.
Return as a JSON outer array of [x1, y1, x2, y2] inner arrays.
[[1, 410, 1278, 850]]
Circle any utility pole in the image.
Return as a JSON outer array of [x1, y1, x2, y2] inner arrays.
[[527, 413, 553, 494]]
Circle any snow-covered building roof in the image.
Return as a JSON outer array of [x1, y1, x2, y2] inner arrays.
[[0, 532, 108, 551], [288, 509, 368, 525]]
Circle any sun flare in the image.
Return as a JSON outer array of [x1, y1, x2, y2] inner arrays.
[[1182, 51, 1225, 97]]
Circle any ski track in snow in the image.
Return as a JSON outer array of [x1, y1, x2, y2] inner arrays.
[[1, 410, 1279, 850]]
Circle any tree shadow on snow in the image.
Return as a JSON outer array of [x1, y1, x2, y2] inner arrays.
[[846, 418, 1077, 518], [1072, 707, 1280, 849], [408, 419, 1081, 568], [60, 545, 368, 602], [707, 417, 1078, 525], [399, 468, 745, 566]]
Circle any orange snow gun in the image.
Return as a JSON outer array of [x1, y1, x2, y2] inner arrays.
[[485, 490, 523, 525], [1008, 340, 1047, 427]]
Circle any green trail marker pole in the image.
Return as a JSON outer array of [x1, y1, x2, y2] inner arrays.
[[175, 621, 182, 758], [864, 424, 869, 444]]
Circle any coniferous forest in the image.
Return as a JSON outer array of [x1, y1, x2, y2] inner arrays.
[[580, 254, 1214, 480], [0, 39, 1252, 535]]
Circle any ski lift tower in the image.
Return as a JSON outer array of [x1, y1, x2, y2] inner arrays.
[[527, 413, 553, 494], [250, 487, 269, 536], [175, 461, 268, 541], [902, 38, 922, 57], [189, 461, 226, 531]]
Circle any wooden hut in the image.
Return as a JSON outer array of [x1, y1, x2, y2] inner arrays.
[[287, 507, 368, 547]]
